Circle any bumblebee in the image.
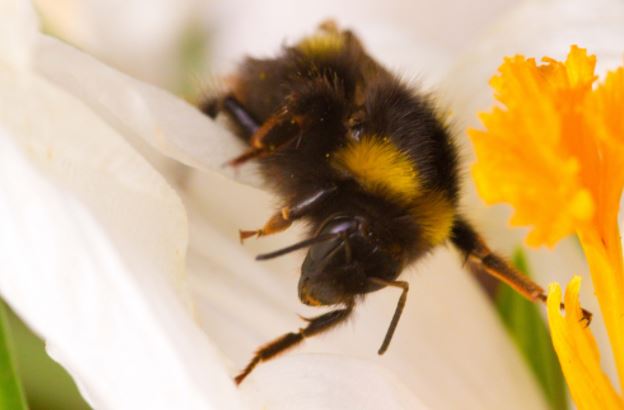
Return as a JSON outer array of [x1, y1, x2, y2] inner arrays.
[[201, 21, 591, 385]]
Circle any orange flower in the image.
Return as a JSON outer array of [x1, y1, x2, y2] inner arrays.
[[471, 46, 624, 408]]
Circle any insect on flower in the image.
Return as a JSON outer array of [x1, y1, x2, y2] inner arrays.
[[200, 21, 592, 385]]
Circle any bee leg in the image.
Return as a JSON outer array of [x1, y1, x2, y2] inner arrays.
[[200, 94, 288, 167], [450, 217, 593, 326], [221, 96, 261, 136], [200, 95, 273, 167], [239, 185, 338, 242], [239, 207, 293, 242], [200, 95, 260, 137], [227, 106, 305, 167], [369, 277, 409, 355], [234, 303, 354, 385], [198, 97, 220, 119]]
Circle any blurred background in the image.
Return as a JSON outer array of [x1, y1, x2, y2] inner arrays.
[[31, 0, 517, 98]]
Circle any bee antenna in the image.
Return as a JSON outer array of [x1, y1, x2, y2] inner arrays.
[[255, 232, 341, 261]]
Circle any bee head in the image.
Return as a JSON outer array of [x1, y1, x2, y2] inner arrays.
[[298, 214, 402, 306]]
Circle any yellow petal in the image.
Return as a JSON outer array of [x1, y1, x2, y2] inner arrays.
[[547, 278, 623, 409], [578, 65, 624, 391], [578, 231, 624, 393]]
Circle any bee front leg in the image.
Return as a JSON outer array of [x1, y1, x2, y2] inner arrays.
[[234, 302, 354, 385], [369, 277, 409, 355], [239, 185, 338, 242]]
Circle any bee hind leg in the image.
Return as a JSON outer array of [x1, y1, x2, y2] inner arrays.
[[450, 217, 592, 326]]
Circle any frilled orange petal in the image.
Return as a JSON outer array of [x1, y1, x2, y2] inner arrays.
[[547, 277, 623, 410], [470, 47, 597, 247], [583, 67, 624, 263], [472, 45, 624, 405], [579, 66, 624, 391]]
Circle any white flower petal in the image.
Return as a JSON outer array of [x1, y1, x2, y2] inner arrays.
[[0, 55, 242, 409], [34, 0, 199, 88], [32, 33, 262, 187], [239, 355, 429, 410], [0, 0, 38, 68]]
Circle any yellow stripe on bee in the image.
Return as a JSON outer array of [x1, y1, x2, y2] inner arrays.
[[410, 192, 455, 246], [332, 136, 421, 203], [297, 31, 344, 56]]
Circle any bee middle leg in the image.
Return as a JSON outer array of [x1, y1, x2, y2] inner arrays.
[[201, 95, 299, 167], [226, 107, 304, 167], [204, 93, 306, 167], [239, 185, 338, 242], [234, 302, 354, 385]]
